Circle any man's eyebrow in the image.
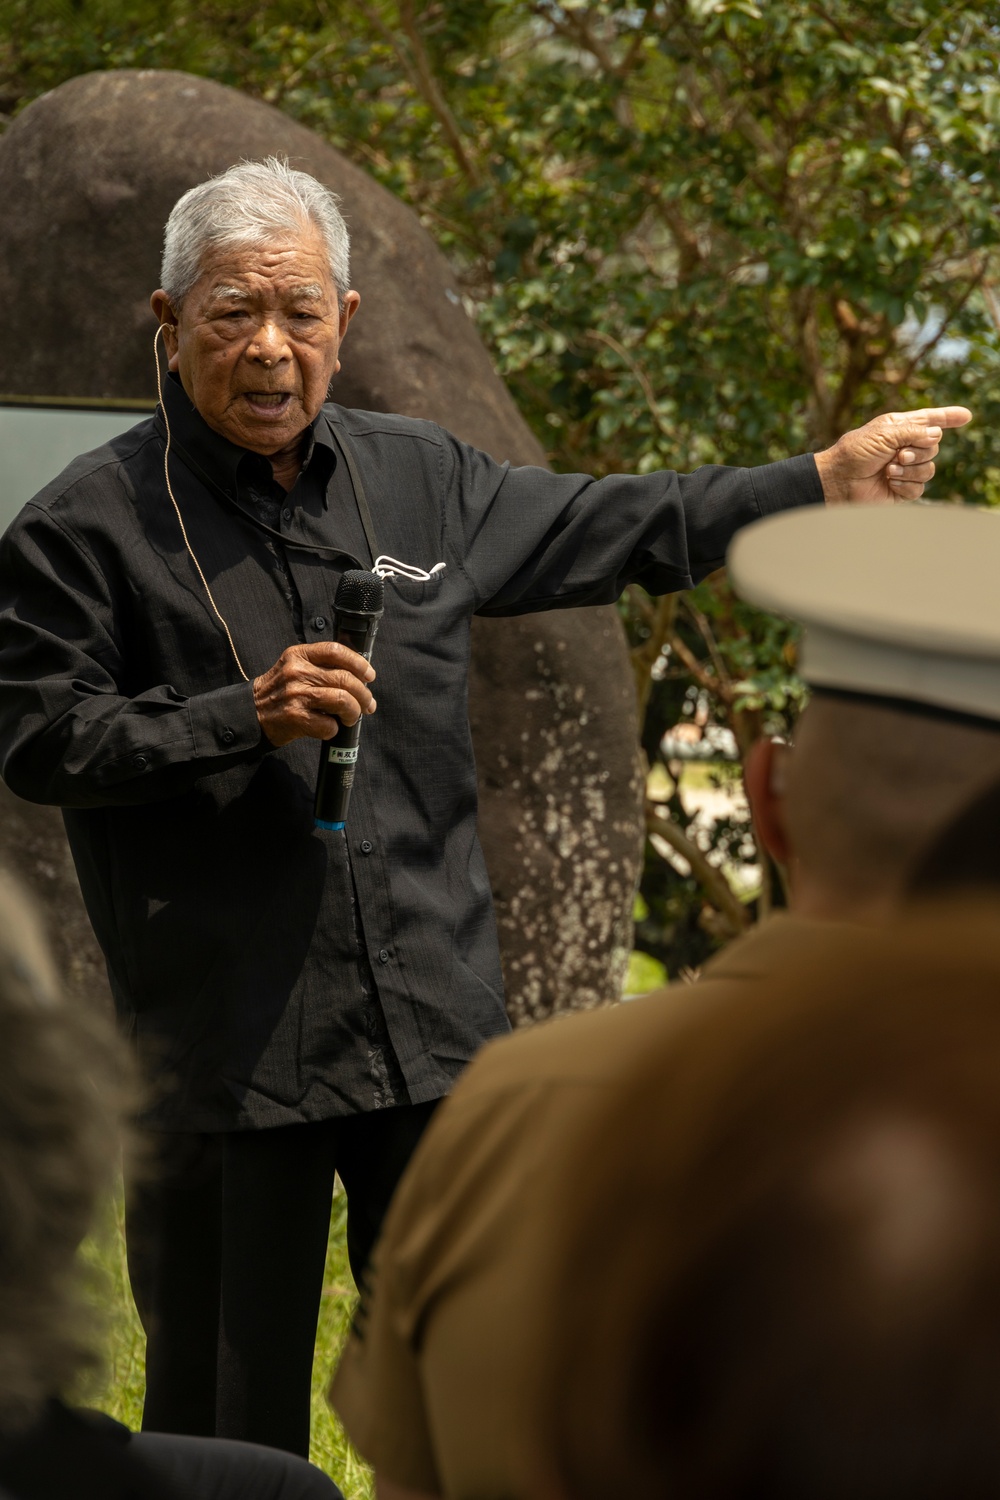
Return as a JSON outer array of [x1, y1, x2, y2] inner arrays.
[[206, 281, 326, 303]]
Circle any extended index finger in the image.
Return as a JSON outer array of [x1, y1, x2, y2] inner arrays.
[[897, 406, 973, 429]]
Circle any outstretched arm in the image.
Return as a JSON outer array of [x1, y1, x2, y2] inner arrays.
[[455, 403, 974, 618]]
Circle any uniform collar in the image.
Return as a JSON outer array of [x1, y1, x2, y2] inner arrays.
[[157, 371, 337, 497]]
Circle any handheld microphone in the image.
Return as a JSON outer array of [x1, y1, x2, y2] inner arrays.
[[314, 570, 384, 832]]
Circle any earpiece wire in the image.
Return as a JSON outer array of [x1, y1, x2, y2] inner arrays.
[[154, 325, 251, 683]]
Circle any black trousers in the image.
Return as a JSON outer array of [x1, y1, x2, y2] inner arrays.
[[125, 1103, 438, 1458], [0, 1403, 344, 1500], [132, 1432, 344, 1499]]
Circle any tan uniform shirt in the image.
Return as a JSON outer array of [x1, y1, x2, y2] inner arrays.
[[330, 915, 836, 1497]]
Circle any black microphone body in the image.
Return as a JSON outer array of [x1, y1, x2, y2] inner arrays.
[[314, 571, 384, 831]]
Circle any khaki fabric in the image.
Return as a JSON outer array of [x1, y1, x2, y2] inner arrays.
[[330, 914, 841, 1497]]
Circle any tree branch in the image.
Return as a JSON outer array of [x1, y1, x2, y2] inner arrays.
[[682, 599, 733, 697], [828, 308, 887, 435], [275, 38, 341, 96], [398, 0, 484, 185], [354, 0, 484, 187], [533, 2, 643, 79], [646, 803, 749, 936], [529, 3, 651, 126], [792, 286, 835, 446], [891, 264, 985, 391], [669, 632, 735, 707], [650, 194, 704, 280], [585, 329, 674, 441], [630, 593, 678, 721], [983, 279, 1000, 336]]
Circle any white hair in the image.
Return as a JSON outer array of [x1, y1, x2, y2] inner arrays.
[[160, 157, 351, 307]]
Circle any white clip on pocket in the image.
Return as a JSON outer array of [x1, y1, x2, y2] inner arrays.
[[373, 555, 447, 581]]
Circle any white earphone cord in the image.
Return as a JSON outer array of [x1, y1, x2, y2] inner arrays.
[[154, 326, 251, 683]]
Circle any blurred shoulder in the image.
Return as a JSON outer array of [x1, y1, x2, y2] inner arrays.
[[444, 913, 861, 1127], [466, 997, 677, 1087]]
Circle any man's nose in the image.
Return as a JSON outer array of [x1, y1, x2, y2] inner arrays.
[[248, 321, 291, 365]]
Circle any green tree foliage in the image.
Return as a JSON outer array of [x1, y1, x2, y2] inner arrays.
[[3, 1, 999, 969]]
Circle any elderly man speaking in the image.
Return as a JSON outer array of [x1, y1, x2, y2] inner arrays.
[[0, 157, 969, 1456]]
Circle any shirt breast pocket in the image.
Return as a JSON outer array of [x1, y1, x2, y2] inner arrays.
[[380, 568, 458, 682], [384, 569, 447, 608]]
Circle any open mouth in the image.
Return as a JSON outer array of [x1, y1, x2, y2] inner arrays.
[[242, 392, 294, 416]]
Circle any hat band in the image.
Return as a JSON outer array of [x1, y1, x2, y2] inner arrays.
[[802, 626, 1000, 727]]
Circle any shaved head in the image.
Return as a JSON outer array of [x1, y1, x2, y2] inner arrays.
[[780, 694, 1000, 915]]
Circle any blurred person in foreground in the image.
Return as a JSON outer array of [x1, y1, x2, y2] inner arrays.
[[539, 904, 1000, 1500], [0, 870, 343, 1499], [331, 500, 1000, 1500]]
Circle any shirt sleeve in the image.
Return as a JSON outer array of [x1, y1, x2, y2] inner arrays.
[[442, 434, 823, 616], [0, 504, 268, 809]]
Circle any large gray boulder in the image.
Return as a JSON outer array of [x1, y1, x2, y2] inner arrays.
[[0, 69, 642, 1023]]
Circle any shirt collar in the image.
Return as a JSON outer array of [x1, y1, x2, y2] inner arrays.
[[158, 372, 337, 497]]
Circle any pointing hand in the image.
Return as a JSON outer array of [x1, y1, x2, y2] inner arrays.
[[815, 406, 972, 505]]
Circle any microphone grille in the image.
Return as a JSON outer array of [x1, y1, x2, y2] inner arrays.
[[335, 569, 385, 614]]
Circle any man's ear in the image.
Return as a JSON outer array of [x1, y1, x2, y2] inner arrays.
[[150, 290, 180, 369], [338, 289, 361, 337], [332, 289, 362, 376], [744, 736, 793, 867]]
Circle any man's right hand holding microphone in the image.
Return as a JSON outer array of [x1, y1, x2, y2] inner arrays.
[[253, 642, 377, 747]]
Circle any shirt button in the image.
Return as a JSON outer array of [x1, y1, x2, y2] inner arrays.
[[221, 727, 235, 745], [360, 839, 373, 854], [378, 948, 390, 964], [313, 616, 328, 631], [282, 507, 292, 522], [133, 753, 148, 770]]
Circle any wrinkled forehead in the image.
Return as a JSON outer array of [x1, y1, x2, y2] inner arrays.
[[192, 227, 337, 301]]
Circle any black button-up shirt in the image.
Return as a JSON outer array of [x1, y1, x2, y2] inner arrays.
[[0, 374, 821, 1130]]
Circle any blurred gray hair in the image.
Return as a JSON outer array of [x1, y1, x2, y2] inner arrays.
[[160, 157, 351, 308], [0, 871, 130, 1430]]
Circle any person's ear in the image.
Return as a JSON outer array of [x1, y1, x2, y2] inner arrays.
[[338, 289, 361, 336], [744, 735, 793, 867], [332, 290, 361, 373], [150, 290, 180, 370]]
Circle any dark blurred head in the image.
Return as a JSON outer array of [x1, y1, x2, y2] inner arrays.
[[540, 906, 1000, 1500], [745, 692, 1000, 920], [0, 872, 125, 1430]]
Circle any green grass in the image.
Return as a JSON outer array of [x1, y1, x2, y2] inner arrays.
[[79, 1180, 374, 1499]]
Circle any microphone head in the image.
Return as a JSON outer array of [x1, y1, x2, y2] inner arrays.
[[335, 569, 384, 616]]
